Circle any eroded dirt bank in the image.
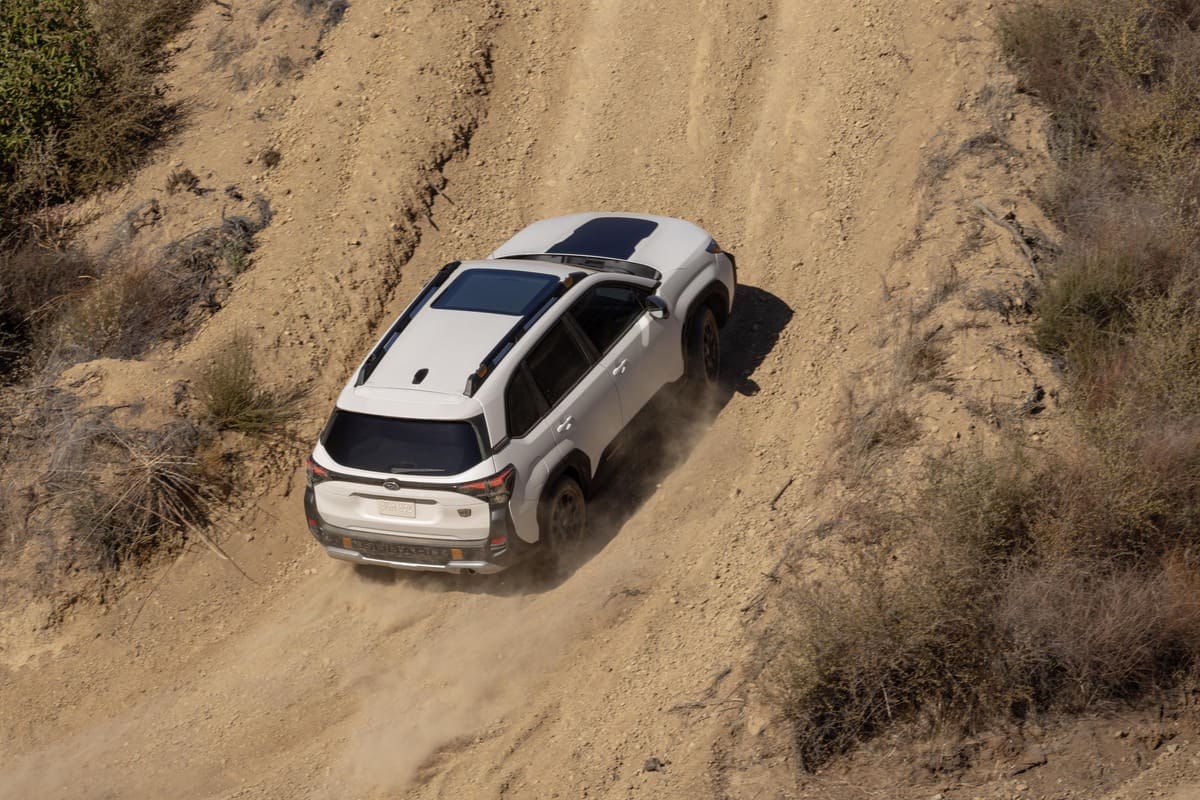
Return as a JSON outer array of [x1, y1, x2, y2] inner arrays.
[[4, 1, 1198, 798]]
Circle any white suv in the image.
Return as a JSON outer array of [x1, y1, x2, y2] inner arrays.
[[304, 213, 736, 573]]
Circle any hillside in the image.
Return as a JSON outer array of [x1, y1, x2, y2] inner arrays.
[[2, 0, 1199, 798]]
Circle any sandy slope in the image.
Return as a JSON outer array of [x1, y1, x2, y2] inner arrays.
[[2, 0, 1196, 798]]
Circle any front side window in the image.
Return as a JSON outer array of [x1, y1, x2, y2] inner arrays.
[[322, 411, 483, 475], [525, 320, 591, 408], [569, 284, 649, 355]]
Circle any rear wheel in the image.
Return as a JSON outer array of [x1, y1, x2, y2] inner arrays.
[[539, 474, 587, 557]]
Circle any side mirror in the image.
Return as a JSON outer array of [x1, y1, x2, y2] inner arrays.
[[646, 296, 670, 320]]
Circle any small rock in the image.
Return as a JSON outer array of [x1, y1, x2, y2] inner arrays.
[[642, 757, 667, 772]]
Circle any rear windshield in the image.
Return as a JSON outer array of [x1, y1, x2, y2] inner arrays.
[[322, 411, 484, 476], [431, 268, 558, 315]]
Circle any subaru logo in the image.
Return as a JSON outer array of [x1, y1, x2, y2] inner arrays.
[[382, 479, 401, 491]]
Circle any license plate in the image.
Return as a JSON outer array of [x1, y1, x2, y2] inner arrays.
[[378, 499, 416, 518]]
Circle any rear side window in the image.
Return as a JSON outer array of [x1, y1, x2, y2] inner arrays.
[[322, 411, 483, 475], [505, 366, 547, 438], [525, 321, 591, 408], [431, 269, 559, 315], [569, 284, 649, 354]]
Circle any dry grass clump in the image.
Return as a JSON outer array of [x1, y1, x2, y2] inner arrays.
[[836, 386, 919, 470], [62, 421, 215, 566], [10, 201, 271, 372], [196, 333, 300, 434], [0, 390, 219, 569]]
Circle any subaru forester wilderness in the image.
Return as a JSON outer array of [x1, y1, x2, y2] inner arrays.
[[304, 213, 736, 573]]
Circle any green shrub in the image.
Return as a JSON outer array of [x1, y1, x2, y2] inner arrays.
[[0, 0, 98, 166], [0, 0, 207, 226]]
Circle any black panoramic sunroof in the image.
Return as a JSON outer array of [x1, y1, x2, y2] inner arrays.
[[547, 217, 658, 260]]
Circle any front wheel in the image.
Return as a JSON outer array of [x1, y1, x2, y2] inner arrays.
[[683, 305, 721, 391]]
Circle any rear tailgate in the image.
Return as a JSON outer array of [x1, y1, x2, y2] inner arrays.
[[314, 478, 491, 542]]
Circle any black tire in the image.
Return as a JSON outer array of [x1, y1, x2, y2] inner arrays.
[[539, 474, 587, 554], [683, 304, 721, 390]]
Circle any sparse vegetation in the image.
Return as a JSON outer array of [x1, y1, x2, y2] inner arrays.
[[776, 0, 1200, 770], [197, 333, 300, 434], [165, 166, 200, 194], [44, 260, 191, 363]]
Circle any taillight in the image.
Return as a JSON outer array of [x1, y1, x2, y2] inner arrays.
[[306, 455, 330, 487], [455, 464, 515, 506], [706, 238, 723, 254]]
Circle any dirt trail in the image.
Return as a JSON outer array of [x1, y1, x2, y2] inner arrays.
[[3, 1, 1195, 798]]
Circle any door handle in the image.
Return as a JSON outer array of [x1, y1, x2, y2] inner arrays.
[[611, 359, 628, 376], [556, 416, 574, 433]]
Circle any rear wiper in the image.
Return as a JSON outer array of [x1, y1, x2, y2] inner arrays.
[[389, 467, 445, 474]]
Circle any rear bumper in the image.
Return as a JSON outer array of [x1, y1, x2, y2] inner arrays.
[[305, 488, 525, 574], [323, 544, 507, 574]]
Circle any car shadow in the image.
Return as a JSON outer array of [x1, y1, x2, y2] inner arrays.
[[352, 283, 794, 596]]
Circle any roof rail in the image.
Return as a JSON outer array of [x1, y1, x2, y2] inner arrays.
[[501, 253, 662, 282], [355, 261, 462, 387], [463, 271, 587, 397]]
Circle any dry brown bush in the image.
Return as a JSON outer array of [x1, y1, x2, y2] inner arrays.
[[996, 560, 1198, 711], [1033, 202, 1195, 360], [776, 444, 1200, 769], [40, 261, 191, 364], [0, 242, 99, 374]]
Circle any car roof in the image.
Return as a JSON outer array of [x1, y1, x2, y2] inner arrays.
[[337, 259, 580, 419], [489, 212, 710, 276]]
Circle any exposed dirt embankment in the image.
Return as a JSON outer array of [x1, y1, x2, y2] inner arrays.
[[3, 1, 1199, 799]]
